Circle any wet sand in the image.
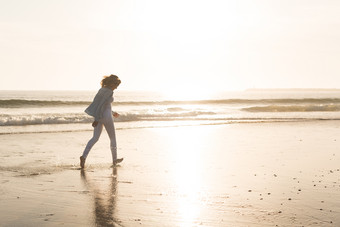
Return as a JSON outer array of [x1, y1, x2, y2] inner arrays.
[[1, 121, 340, 226]]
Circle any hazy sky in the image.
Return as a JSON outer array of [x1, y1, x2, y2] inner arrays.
[[1, 0, 340, 93]]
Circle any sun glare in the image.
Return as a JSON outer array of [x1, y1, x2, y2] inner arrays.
[[161, 86, 215, 101], [165, 126, 210, 225]]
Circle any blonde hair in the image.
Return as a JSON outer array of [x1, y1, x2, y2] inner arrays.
[[101, 74, 121, 88]]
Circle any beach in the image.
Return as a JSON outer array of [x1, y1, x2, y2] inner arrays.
[[2, 0, 340, 225], [1, 120, 340, 226]]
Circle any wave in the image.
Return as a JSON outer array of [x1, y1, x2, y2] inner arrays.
[[2, 111, 340, 128], [0, 113, 92, 126], [0, 110, 217, 126], [0, 99, 90, 107], [2, 118, 340, 135], [2, 103, 340, 127], [243, 104, 340, 112], [2, 98, 340, 108]]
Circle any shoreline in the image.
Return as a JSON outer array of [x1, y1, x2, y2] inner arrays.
[[2, 118, 340, 135]]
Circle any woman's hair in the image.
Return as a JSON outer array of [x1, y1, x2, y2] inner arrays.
[[101, 74, 121, 88]]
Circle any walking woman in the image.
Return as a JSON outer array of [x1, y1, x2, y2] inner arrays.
[[80, 74, 123, 168]]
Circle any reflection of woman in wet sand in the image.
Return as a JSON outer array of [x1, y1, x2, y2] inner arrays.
[[80, 168, 120, 226]]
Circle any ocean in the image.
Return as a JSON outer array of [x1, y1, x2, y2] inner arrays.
[[1, 89, 340, 134]]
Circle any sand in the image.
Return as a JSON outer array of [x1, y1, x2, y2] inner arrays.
[[1, 121, 340, 226]]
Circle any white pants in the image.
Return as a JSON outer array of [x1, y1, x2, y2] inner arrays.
[[82, 116, 117, 162]]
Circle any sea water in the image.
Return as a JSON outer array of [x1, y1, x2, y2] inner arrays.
[[1, 89, 340, 134]]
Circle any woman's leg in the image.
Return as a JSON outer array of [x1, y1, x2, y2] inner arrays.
[[103, 119, 117, 162], [82, 122, 104, 159]]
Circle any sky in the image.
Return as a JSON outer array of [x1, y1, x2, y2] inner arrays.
[[0, 0, 340, 93]]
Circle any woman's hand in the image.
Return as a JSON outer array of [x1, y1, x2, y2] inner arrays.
[[92, 121, 98, 127], [113, 112, 120, 118]]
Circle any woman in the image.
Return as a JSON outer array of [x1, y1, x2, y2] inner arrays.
[[80, 74, 123, 168]]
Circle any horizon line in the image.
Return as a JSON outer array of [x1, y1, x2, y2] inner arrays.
[[2, 88, 340, 92]]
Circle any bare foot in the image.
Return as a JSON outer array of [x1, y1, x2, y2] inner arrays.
[[80, 156, 86, 169], [112, 158, 124, 166]]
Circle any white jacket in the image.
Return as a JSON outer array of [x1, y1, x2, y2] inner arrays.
[[85, 87, 113, 121]]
